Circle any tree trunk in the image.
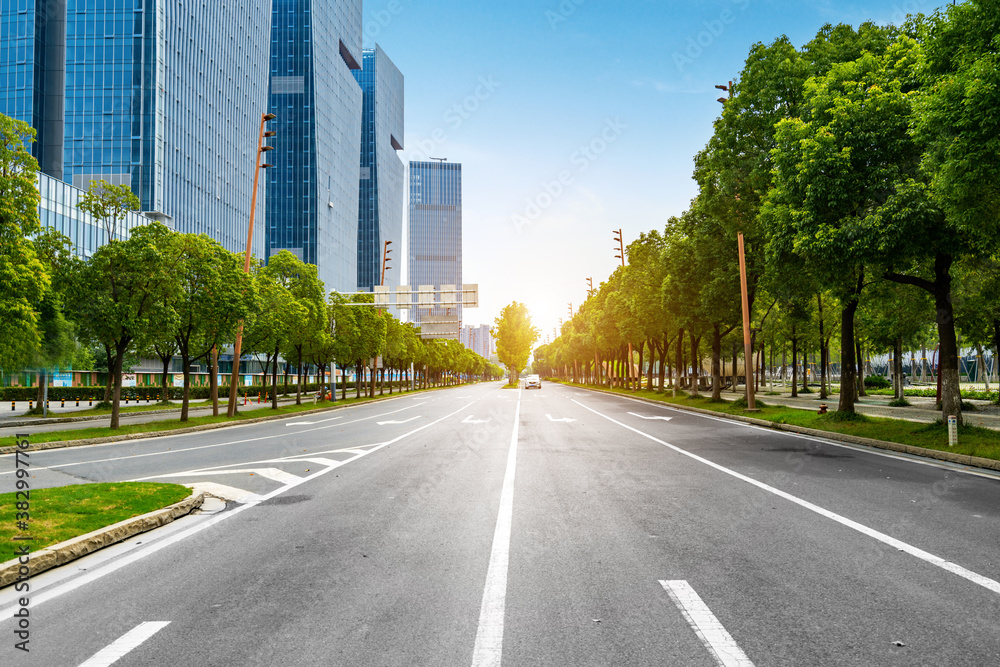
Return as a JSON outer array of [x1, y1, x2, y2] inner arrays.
[[159, 354, 171, 403], [818, 293, 827, 400], [210, 347, 219, 417], [675, 328, 684, 396], [894, 336, 905, 399], [711, 325, 723, 400], [180, 354, 191, 422], [103, 342, 113, 403], [791, 324, 798, 399], [838, 287, 861, 414], [272, 346, 281, 409], [689, 331, 700, 397], [992, 320, 1000, 405], [110, 343, 127, 429]]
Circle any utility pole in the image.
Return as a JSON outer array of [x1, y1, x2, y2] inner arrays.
[[586, 277, 594, 298], [228, 112, 277, 418], [718, 80, 757, 411], [613, 229, 635, 389], [381, 240, 392, 286]]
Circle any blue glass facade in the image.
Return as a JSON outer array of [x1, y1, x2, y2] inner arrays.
[[266, 0, 363, 293], [1, 1, 271, 259], [353, 45, 404, 295], [36, 170, 154, 258], [408, 160, 463, 327]]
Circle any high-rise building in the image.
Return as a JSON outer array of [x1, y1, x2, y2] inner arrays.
[[461, 324, 494, 360], [0, 1, 271, 257], [353, 45, 404, 297], [408, 160, 462, 332], [266, 0, 363, 293]]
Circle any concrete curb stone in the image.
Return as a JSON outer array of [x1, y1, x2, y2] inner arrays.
[[0, 490, 204, 588], [569, 384, 1000, 474]]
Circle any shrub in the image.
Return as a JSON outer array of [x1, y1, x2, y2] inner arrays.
[[864, 375, 891, 389]]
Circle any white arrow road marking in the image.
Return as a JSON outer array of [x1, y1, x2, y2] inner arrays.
[[545, 414, 577, 423], [463, 415, 490, 425], [78, 621, 171, 667], [152, 467, 301, 485], [660, 580, 755, 667], [377, 415, 422, 425], [184, 482, 261, 504], [628, 412, 673, 421]]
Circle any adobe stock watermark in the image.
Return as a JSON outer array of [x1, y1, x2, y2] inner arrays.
[[408, 75, 501, 162], [546, 0, 588, 30], [511, 118, 627, 234], [363, 0, 411, 43], [673, 0, 751, 72]]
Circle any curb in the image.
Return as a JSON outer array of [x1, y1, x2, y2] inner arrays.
[[0, 386, 454, 455], [567, 384, 1000, 474], [1, 398, 303, 428], [0, 490, 204, 588]]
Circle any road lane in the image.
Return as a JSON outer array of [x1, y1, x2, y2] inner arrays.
[[0, 381, 998, 665]]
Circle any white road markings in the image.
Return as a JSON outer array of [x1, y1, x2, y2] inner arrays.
[[0, 395, 487, 616], [154, 467, 302, 485], [660, 581, 755, 667], [462, 415, 490, 425], [377, 415, 422, 426], [545, 414, 577, 423], [573, 398, 1000, 598], [0, 403, 424, 476], [185, 482, 261, 504], [628, 412, 672, 421], [471, 388, 522, 667], [78, 621, 170, 667], [285, 421, 316, 426]]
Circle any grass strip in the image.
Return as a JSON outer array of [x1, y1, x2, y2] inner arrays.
[[13, 389, 440, 445], [0, 482, 191, 561], [562, 383, 1000, 462]]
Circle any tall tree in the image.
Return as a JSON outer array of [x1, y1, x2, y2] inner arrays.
[[493, 302, 539, 385], [0, 114, 47, 371]]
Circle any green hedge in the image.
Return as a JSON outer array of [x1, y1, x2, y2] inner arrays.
[[0, 381, 380, 402]]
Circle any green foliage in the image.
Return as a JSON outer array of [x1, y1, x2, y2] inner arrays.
[[864, 375, 891, 389], [493, 302, 539, 382]]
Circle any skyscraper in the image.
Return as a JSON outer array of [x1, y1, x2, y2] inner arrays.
[[0, 1, 271, 257], [408, 160, 462, 332], [353, 45, 404, 296], [266, 0, 363, 293]]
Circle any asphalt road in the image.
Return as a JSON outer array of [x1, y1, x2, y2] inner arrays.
[[1, 382, 998, 666]]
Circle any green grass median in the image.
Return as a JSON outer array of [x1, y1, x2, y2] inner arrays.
[[0, 482, 191, 561], [562, 382, 1000, 462]]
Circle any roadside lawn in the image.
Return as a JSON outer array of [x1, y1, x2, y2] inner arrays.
[[562, 382, 1000, 462], [0, 483, 191, 561]]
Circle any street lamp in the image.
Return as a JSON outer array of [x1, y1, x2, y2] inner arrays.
[[717, 80, 757, 411], [612, 229, 634, 389], [227, 112, 277, 418], [381, 240, 393, 286]]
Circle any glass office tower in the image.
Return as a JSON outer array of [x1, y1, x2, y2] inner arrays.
[[353, 45, 404, 295], [266, 0, 363, 293], [0, 0, 271, 258], [408, 160, 462, 329]]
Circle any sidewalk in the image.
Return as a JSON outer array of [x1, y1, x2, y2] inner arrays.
[[730, 384, 1000, 430]]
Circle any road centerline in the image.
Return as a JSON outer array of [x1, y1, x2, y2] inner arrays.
[[77, 621, 170, 667], [471, 387, 522, 667], [660, 580, 755, 667]]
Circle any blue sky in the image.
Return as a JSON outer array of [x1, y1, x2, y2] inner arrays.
[[363, 0, 947, 340]]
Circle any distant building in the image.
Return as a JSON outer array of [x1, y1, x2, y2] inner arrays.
[[0, 0, 271, 257], [408, 160, 462, 335], [353, 45, 404, 299], [461, 324, 494, 359], [265, 0, 363, 293]]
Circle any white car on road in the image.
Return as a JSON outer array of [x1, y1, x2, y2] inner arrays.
[[525, 374, 541, 390]]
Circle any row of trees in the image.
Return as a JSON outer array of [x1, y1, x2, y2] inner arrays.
[[1, 114, 502, 429], [534, 1, 1000, 424]]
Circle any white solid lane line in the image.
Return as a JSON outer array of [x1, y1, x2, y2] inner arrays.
[[628, 412, 672, 421], [471, 388, 522, 667], [660, 581, 755, 667], [0, 395, 487, 617], [77, 621, 170, 667], [0, 402, 425, 475], [572, 398, 1000, 598]]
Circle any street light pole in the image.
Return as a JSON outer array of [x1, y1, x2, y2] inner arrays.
[[613, 229, 635, 390], [717, 81, 757, 411], [227, 112, 276, 418]]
